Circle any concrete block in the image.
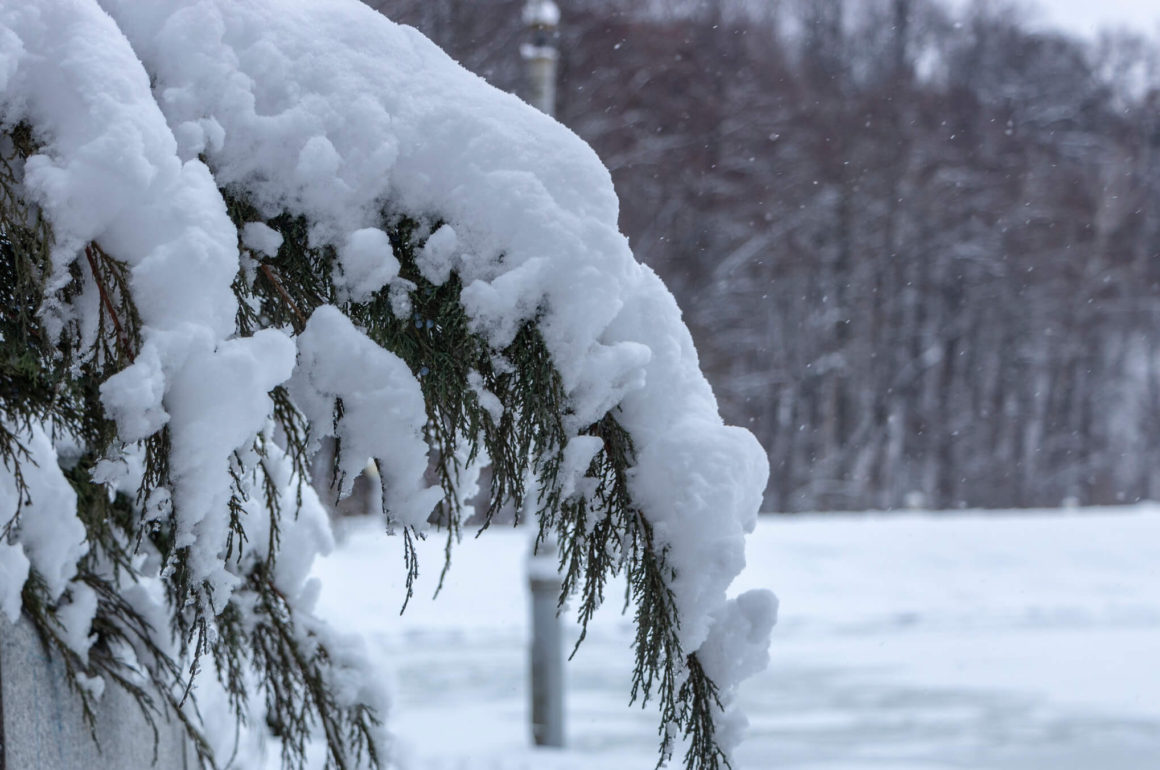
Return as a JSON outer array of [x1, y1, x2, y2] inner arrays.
[[0, 614, 194, 770]]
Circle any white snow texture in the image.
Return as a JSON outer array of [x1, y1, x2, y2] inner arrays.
[[0, 0, 772, 762]]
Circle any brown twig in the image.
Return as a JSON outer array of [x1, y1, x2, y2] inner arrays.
[[85, 243, 132, 358], [260, 263, 308, 332]]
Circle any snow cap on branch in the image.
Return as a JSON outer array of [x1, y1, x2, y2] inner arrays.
[[1, 0, 773, 765]]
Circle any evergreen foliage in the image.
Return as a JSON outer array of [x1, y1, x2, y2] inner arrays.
[[1, 122, 730, 770], [385, 0, 1160, 513]]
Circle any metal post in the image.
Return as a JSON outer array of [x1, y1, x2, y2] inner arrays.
[[528, 536, 564, 747], [522, 0, 565, 749], [521, 0, 560, 117]]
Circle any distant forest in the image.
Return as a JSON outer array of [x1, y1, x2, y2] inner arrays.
[[370, 0, 1160, 512]]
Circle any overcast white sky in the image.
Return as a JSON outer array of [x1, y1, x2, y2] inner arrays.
[[1038, 0, 1160, 37], [943, 0, 1160, 38]]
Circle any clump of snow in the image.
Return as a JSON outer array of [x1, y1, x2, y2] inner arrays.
[[56, 581, 99, 660], [100, 344, 168, 441], [337, 227, 399, 302], [467, 369, 503, 423], [74, 671, 106, 700], [0, 421, 90, 651], [388, 280, 415, 320], [163, 329, 296, 603], [290, 306, 442, 527], [0, 540, 29, 623], [609, 270, 770, 653], [558, 435, 602, 502], [240, 437, 336, 604], [416, 223, 457, 286], [242, 221, 284, 258], [1, 423, 87, 602], [696, 589, 778, 754]]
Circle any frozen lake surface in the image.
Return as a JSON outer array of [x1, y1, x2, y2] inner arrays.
[[314, 507, 1160, 769]]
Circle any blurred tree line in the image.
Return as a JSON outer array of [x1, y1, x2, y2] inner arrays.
[[368, 0, 1160, 512]]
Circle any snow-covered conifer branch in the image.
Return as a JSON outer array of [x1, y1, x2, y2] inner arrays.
[[0, 1, 775, 768]]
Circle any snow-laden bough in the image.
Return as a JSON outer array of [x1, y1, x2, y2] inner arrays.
[[0, 0, 774, 767]]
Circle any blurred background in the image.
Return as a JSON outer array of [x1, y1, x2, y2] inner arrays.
[[320, 2, 1160, 768], [367, 0, 1160, 513]]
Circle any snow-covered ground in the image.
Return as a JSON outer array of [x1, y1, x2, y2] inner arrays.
[[314, 507, 1160, 769]]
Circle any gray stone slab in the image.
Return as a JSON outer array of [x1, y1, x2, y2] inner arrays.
[[1, 614, 194, 770]]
